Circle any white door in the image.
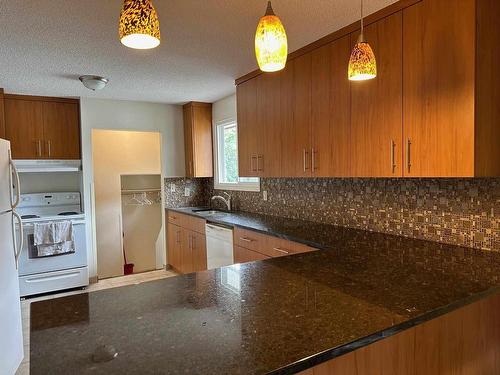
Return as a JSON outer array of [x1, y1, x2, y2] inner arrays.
[[0, 211, 24, 375]]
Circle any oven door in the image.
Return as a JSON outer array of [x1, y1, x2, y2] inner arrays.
[[17, 219, 87, 277]]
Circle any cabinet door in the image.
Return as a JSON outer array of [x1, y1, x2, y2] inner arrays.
[[192, 232, 207, 272], [42, 101, 80, 159], [311, 36, 351, 177], [236, 79, 258, 177], [4, 99, 44, 159], [167, 223, 182, 272], [258, 72, 282, 177], [403, 0, 475, 177], [350, 12, 403, 177], [183, 104, 194, 177], [234, 245, 270, 264], [191, 103, 213, 177], [282, 55, 312, 177]]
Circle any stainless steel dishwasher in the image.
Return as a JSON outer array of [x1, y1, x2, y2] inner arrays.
[[205, 223, 234, 269]]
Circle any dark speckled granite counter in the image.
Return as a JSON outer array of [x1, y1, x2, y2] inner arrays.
[[30, 208, 500, 374]]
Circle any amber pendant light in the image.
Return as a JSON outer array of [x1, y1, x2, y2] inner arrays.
[[119, 0, 161, 50], [255, 1, 288, 72], [348, 0, 377, 81]]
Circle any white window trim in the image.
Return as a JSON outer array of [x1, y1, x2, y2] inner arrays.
[[213, 117, 260, 192]]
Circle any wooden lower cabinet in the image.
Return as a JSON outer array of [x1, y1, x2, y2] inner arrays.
[[234, 245, 270, 264], [167, 223, 183, 272], [192, 231, 207, 272], [301, 292, 500, 374]]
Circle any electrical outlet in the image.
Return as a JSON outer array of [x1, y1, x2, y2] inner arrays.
[[184, 187, 191, 197], [170, 183, 176, 193], [263, 190, 268, 201]]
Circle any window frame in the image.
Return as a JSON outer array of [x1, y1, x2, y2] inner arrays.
[[213, 118, 260, 192]]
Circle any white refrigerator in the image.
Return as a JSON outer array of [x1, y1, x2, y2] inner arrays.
[[0, 139, 24, 375]]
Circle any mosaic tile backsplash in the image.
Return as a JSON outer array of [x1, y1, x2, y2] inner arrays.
[[209, 178, 499, 252], [164, 178, 211, 208]]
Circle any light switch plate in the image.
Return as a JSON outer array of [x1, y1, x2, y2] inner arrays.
[[263, 190, 268, 201], [170, 183, 176, 193], [184, 187, 191, 197]]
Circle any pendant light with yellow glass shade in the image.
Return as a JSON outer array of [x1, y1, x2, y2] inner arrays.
[[255, 1, 288, 72], [119, 0, 161, 50], [348, 0, 377, 81]]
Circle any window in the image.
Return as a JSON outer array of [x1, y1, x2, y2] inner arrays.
[[214, 119, 260, 191]]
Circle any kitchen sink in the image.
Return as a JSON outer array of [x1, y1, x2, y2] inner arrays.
[[192, 209, 230, 216]]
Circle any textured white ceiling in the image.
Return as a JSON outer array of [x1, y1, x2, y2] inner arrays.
[[0, 0, 397, 104]]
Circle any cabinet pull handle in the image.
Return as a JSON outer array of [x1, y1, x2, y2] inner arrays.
[[176, 230, 180, 244], [239, 237, 253, 243], [273, 247, 290, 255], [390, 140, 396, 173], [311, 148, 317, 171], [257, 155, 263, 172], [250, 156, 257, 172], [192, 236, 196, 250], [406, 139, 411, 173], [303, 149, 310, 172], [37, 140, 42, 157], [47, 140, 51, 157]]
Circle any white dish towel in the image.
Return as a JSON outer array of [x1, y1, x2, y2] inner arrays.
[[34, 221, 75, 257]]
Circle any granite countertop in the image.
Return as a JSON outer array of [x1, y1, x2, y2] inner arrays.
[[30, 208, 500, 375]]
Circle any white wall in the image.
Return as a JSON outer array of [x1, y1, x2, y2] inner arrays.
[[80, 98, 185, 279], [212, 94, 236, 124]]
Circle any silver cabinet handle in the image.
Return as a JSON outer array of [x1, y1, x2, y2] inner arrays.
[[192, 235, 196, 250], [47, 140, 51, 158], [406, 139, 411, 173], [390, 140, 396, 173], [250, 155, 258, 172], [176, 230, 181, 244], [239, 237, 253, 242], [303, 149, 310, 172], [37, 140, 42, 157], [311, 148, 317, 172], [12, 211, 23, 269], [9, 150, 20, 209], [273, 247, 290, 255], [257, 155, 264, 172]]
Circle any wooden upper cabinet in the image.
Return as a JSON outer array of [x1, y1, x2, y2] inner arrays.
[[403, 0, 499, 177], [0, 89, 5, 139], [4, 98, 44, 159], [42, 101, 80, 159], [286, 54, 312, 177], [4, 95, 81, 160], [311, 35, 351, 177], [350, 12, 403, 177], [183, 102, 213, 178], [236, 79, 258, 177]]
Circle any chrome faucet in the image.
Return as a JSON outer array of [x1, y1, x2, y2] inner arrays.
[[211, 192, 231, 211]]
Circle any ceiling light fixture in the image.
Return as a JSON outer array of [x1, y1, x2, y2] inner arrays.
[[255, 1, 288, 73], [79, 76, 109, 91], [119, 0, 161, 50], [348, 0, 377, 81]]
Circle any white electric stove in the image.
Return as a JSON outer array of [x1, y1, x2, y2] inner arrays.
[[16, 192, 88, 297]]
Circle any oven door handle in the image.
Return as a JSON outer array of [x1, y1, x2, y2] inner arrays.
[[12, 211, 23, 269]]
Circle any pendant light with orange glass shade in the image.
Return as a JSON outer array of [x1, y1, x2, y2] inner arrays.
[[119, 0, 161, 50], [255, 1, 288, 72], [348, 0, 377, 81]]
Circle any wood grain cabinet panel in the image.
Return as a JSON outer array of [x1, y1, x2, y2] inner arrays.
[[350, 12, 403, 177], [4, 98, 44, 159], [191, 231, 207, 272], [183, 102, 213, 178], [41, 101, 80, 159], [234, 245, 270, 264], [403, 0, 475, 177], [236, 79, 258, 177], [167, 223, 183, 272]]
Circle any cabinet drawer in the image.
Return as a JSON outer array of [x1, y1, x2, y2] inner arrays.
[[234, 245, 270, 264], [184, 215, 206, 234], [167, 211, 186, 227], [234, 227, 268, 253]]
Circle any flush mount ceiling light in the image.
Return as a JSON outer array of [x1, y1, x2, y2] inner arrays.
[[119, 0, 161, 50], [79, 75, 109, 91], [348, 0, 377, 81], [255, 1, 288, 72]]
